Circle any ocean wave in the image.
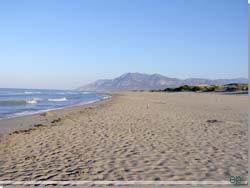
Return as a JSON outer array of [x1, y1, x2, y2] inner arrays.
[[48, 97, 67, 102], [0, 100, 27, 106], [3, 105, 69, 120], [81, 91, 92, 94], [26, 99, 38, 104], [56, 92, 78, 95], [10, 108, 54, 118], [24, 91, 42, 94], [0, 98, 42, 106], [0, 92, 26, 96], [0, 91, 110, 119], [56, 92, 67, 95], [12, 111, 36, 117], [66, 92, 78, 94], [102, 95, 111, 99]]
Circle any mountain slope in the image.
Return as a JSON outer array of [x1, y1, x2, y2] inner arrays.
[[77, 73, 248, 91]]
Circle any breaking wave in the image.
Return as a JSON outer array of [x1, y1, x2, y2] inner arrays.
[[48, 97, 67, 102], [0, 98, 42, 106], [24, 91, 42, 94]]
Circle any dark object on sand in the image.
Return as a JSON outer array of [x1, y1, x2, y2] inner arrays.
[[207, 119, 222, 123], [51, 118, 61, 124], [34, 124, 46, 128]]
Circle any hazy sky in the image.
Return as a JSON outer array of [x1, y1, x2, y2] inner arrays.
[[0, 0, 247, 89]]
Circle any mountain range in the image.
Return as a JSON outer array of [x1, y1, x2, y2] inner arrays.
[[77, 73, 248, 91]]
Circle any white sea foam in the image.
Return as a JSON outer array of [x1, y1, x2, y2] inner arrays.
[[66, 92, 78, 94], [10, 108, 56, 119], [26, 98, 42, 104], [103, 95, 111, 99], [48, 97, 67, 102], [13, 111, 36, 116], [81, 91, 92, 94], [24, 91, 41, 94], [57, 92, 78, 95]]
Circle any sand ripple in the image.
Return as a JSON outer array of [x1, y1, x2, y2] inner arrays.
[[0, 92, 248, 181]]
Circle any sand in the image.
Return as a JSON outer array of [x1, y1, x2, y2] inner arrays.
[[0, 92, 248, 181]]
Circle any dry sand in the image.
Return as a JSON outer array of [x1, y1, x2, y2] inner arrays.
[[0, 92, 248, 181]]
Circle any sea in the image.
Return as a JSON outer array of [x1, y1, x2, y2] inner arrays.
[[0, 88, 110, 120]]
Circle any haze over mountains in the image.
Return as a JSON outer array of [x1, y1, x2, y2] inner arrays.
[[77, 73, 248, 91]]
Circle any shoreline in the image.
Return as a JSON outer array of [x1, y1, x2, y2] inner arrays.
[[0, 88, 112, 121], [0, 94, 112, 121], [0, 93, 113, 137]]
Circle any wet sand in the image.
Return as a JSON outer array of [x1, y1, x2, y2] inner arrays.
[[0, 92, 248, 181]]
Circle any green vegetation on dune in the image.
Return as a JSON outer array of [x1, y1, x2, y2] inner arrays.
[[149, 84, 248, 93]]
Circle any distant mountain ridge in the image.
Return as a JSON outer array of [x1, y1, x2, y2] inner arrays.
[[77, 73, 248, 91]]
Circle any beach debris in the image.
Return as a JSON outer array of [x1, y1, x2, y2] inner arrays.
[[154, 177, 161, 181], [147, 104, 149, 109], [10, 123, 48, 135], [206, 119, 222, 123], [51, 118, 62, 124], [34, 123, 46, 128], [11, 128, 33, 134]]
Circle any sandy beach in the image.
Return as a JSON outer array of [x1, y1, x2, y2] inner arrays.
[[0, 92, 248, 181]]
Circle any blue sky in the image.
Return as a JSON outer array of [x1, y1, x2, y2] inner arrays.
[[0, 0, 247, 89]]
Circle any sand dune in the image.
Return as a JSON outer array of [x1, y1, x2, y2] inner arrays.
[[0, 92, 248, 181]]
